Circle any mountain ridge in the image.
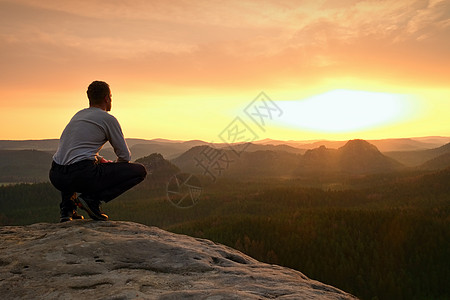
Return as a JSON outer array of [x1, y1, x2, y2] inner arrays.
[[1, 136, 449, 153], [297, 139, 403, 175], [2, 139, 450, 183], [385, 142, 450, 167], [172, 139, 404, 177]]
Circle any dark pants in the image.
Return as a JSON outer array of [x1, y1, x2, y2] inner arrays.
[[49, 160, 147, 212]]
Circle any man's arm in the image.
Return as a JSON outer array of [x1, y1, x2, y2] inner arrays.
[[105, 115, 132, 162]]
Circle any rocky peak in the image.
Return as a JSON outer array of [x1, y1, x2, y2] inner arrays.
[[339, 139, 380, 154], [304, 145, 337, 159], [338, 139, 402, 174], [0, 221, 357, 299]]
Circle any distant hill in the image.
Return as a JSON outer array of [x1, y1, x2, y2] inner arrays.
[[172, 140, 404, 178], [170, 145, 215, 174], [368, 138, 443, 152], [0, 150, 53, 183], [1, 136, 448, 158], [0, 139, 209, 161], [419, 152, 450, 171], [0, 148, 181, 184], [228, 150, 300, 177], [3, 138, 449, 181], [300, 146, 339, 173], [244, 143, 306, 154], [135, 153, 180, 187], [385, 142, 450, 167], [128, 140, 208, 161], [254, 137, 449, 152], [171, 145, 300, 178], [297, 140, 403, 175], [412, 136, 450, 145], [337, 139, 403, 174], [0, 139, 59, 153], [391, 165, 450, 195], [296, 138, 444, 152]]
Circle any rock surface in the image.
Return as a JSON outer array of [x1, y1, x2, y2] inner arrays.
[[0, 221, 357, 299]]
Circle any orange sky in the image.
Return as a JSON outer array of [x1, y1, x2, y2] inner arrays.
[[0, 0, 449, 141]]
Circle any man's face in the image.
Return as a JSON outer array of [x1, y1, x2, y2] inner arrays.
[[106, 92, 112, 111]]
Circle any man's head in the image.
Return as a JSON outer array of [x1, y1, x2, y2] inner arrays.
[[87, 81, 112, 111]]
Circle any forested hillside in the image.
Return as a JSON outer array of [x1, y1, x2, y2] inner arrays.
[[1, 165, 449, 300], [0, 150, 53, 183]]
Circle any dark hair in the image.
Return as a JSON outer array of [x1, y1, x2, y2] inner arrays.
[[87, 81, 110, 105]]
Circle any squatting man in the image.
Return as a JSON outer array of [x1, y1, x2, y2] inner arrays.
[[49, 81, 147, 222]]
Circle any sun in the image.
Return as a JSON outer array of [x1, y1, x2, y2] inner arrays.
[[276, 89, 419, 133]]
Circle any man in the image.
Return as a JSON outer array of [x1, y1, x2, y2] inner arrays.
[[49, 81, 147, 222]]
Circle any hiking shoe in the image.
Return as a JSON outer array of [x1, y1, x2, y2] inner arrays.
[[59, 209, 85, 223], [77, 196, 108, 221], [60, 206, 74, 223], [72, 210, 84, 220], [60, 215, 73, 223]]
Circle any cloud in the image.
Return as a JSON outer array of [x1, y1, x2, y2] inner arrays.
[[0, 0, 449, 91], [405, 0, 450, 39]]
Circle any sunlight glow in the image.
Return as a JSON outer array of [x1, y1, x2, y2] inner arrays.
[[276, 89, 419, 133]]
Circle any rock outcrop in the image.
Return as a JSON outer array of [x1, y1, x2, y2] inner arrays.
[[300, 139, 403, 174], [0, 221, 357, 299]]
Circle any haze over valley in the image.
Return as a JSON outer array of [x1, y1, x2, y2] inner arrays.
[[1, 136, 449, 185]]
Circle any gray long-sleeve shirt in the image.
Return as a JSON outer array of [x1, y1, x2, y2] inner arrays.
[[53, 107, 131, 165]]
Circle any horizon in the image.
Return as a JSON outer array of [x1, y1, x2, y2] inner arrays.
[[1, 135, 450, 144], [1, 1, 449, 141]]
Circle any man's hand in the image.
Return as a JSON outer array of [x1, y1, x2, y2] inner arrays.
[[99, 157, 113, 163]]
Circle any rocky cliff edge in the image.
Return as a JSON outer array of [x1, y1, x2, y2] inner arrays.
[[0, 221, 357, 299]]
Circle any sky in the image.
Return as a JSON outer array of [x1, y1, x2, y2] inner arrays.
[[1, 0, 449, 142]]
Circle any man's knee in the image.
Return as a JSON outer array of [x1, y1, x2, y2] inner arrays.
[[133, 163, 147, 179]]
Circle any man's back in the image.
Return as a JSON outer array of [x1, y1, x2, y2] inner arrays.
[[53, 107, 131, 165]]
